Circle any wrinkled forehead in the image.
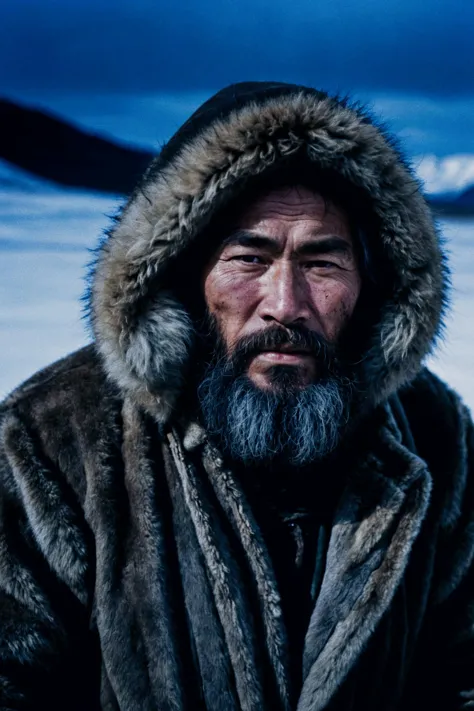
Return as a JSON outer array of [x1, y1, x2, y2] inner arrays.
[[231, 184, 353, 243]]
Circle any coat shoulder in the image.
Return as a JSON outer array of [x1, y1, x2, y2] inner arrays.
[[399, 367, 471, 455], [0, 346, 124, 502], [399, 367, 474, 531], [1, 345, 121, 422], [2, 345, 109, 411]]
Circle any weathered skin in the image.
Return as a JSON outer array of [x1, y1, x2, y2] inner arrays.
[[204, 185, 361, 390]]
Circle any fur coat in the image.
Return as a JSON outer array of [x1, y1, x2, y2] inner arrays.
[[1, 82, 474, 711]]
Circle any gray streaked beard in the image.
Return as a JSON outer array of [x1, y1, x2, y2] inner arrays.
[[197, 323, 353, 466]]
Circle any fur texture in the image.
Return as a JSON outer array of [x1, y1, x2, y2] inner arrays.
[[0, 83, 472, 710], [2, 352, 474, 709]]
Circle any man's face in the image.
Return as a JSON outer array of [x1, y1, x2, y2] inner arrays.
[[203, 185, 362, 390]]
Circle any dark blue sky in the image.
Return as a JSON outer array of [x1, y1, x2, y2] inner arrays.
[[1, 0, 473, 96]]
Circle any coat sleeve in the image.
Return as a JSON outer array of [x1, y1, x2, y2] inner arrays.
[[0, 402, 100, 710]]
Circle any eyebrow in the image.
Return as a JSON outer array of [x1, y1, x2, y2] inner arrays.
[[222, 230, 353, 258]]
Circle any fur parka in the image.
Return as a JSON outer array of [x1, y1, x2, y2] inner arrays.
[[1, 82, 474, 711]]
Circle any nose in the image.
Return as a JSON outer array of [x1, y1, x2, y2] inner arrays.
[[258, 261, 310, 326]]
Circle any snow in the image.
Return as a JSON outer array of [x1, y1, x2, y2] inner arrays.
[[0, 162, 120, 397], [0, 160, 474, 415], [425, 218, 474, 409]]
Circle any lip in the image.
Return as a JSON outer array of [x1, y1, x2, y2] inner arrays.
[[254, 351, 313, 364]]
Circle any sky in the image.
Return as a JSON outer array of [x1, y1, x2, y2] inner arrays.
[[1, 0, 474, 165], [1, 0, 473, 97]]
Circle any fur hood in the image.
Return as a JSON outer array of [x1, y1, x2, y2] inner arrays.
[[88, 81, 448, 421]]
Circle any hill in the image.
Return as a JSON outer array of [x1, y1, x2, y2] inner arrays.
[[0, 98, 153, 195]]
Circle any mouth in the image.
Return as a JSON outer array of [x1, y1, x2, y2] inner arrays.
[[253, 348, 313, 365]]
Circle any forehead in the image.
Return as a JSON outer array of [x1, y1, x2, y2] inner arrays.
[[233, 185, 352, 242]]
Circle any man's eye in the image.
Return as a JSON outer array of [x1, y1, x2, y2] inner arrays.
[[233, 255, 265, 265], [306, 260, 338, 269]]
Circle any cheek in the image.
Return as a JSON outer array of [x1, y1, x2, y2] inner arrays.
[[311, 279, 360, 340], [204, 270, 260, 343]]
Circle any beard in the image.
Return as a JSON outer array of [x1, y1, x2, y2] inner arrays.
[[197, 321, 354, 467]]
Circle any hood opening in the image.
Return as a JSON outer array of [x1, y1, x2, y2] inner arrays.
[[163, 153, 394, 323], [88, 83, 448, 421]]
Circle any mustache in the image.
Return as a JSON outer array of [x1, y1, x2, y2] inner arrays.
[[222, 324, 339, 376]]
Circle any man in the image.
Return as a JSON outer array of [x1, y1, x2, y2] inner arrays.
[[0, 81, 473, 711]]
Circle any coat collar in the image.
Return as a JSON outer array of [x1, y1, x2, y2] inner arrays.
[[296, 401, 432, 711]]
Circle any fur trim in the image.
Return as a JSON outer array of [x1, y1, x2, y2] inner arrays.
[[89, 86, 448, 418], [202, 440, 292, 710], [168, 430, 267, 711], [297, 403, 432, 710]]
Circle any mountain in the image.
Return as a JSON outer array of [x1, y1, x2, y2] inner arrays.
[[0, 98, 153, 195], [0, 156, 58, 191], [429, 187, 474, 216], [456, 185, 474, 207]]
